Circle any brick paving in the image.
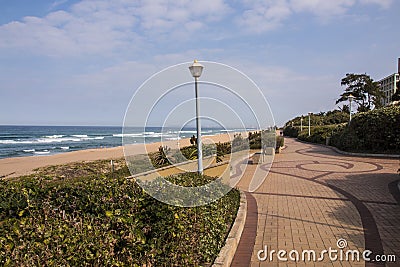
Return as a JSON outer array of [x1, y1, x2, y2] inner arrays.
[[231, 138, 400, 267]]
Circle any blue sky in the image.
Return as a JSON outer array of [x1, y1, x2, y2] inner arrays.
[[0, 0, 398, 127]]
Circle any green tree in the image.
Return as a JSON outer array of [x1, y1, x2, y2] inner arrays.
[[366, 77, 384, 109], [392, 90, 400, 102], [325, 109, 350, 124], [392, 80, 400, 102], [336, 73, 383, 111], [337, 104, 350, 113], [284, 109, 349, 130]]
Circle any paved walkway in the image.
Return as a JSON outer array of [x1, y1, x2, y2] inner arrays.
[[231, 138, 400, 267]]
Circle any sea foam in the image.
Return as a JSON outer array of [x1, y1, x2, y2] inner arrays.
[[35, 150, 50, 155]]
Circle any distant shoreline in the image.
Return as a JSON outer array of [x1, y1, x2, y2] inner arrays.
[[0, 125, 241, 159], [0, 133, 234, 179]]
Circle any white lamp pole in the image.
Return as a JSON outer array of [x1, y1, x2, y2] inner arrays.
[[189, 60, 204, 174], [300, 116, 303, 132], [308, 112, 312, 136], [348, 94, 354, 123]]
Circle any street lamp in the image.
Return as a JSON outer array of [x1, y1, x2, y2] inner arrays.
[[308, 112, 312, 136], [189, 60, 204, 174], [300, 116, 303, 132], [348, 94, 354, 123]]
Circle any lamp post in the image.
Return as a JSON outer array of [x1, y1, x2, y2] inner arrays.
[[189, 60, 204, 174], [308, 112, 312, 136], [348, 94, 354, 123], [300, 116, 303, 132]]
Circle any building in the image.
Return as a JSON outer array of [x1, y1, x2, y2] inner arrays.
[[378, 58, 400, 106]]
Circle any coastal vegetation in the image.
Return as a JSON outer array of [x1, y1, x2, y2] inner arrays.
[[336, 73, 383, 111], [283, 110, 350, 140], [283, 110, 349, 138], [149, 130, 283, 169], [0, 160, 240, 266], [0, 130, 282, 265], [284, 71, 399, 154], [330, 105, 400, 153], [284, 105, 400, 154]]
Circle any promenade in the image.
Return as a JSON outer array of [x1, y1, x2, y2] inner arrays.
[[232, 138, 400, 267]]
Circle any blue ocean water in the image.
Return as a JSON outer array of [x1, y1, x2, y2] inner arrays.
[[0, 125, 234, 159]]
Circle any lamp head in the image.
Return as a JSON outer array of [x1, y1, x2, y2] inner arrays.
[[189, 60, 204, 78], [348, 94, 354, 102]]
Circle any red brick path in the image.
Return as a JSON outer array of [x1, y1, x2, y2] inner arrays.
[[231, 138, 400, 267]]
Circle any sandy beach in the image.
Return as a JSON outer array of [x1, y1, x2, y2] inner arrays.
[[0, 133, 234, 178]]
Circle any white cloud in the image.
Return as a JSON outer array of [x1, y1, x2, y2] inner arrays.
[[236, 0, 394, 33], [290, 0, 356, 17], [236, 0, 292, 33], [0, 0, 394, 56], [0, 1, 140, 57], [359, 0, 393, 9], [132, 0, 231, 41], [0, 0, 232, 57], [49, 0, 69, 10]]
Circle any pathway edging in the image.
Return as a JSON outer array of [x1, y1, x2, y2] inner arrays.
[[329, 145, 400, 158], [292, 137, 400, 158], [212, 191, 247, 267]]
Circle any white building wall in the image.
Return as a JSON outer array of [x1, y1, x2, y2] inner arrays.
[[378, 58, 400, 106]]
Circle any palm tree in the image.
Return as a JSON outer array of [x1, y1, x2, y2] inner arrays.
[[151, 146, 170, 167]]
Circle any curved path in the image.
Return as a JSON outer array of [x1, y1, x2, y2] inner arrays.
[[231, 138, 400, 267]]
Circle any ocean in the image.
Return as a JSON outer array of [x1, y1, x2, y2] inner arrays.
[[0, 125, 235, 159]]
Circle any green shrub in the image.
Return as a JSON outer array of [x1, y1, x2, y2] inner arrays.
[[283, 126, 299, 137], [246, 130, 276, 150], [248, 131, 261, 149], [330, 126, 361, 151], [0, 170, 240, 266], [331, 106, 400, 153], [276, 136, 284, 148], [231, 133, 249, 152], [285, 110, 350, 128], [291, 106, 400, 153], [216, 142, 231, 155], [298, 125, 344, 145]]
